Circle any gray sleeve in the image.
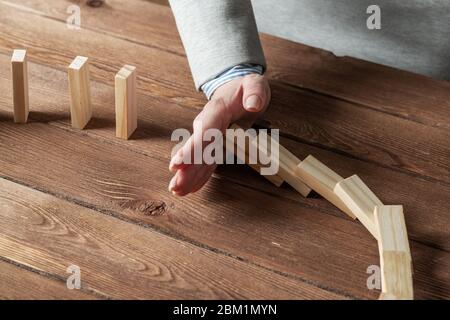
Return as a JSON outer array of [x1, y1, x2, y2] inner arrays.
[[169, 0, 266, 90]]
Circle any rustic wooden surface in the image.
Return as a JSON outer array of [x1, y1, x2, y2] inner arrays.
[[0, 0, 448, 300]]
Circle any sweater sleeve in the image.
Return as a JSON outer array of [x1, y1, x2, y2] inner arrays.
[[168, 0, 266, 90]]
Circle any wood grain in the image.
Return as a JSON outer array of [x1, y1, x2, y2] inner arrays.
[[0, 259, 97, 299], [0, 54, 448, 254], [0, 178, 343, 299], [0, 2, 449, 186], [0, 118, 448, 299], [0, 0, 448, 300], [10, 0, 450, 130]]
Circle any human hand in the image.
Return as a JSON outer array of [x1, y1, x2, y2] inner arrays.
[[168, 74, 271, 196]]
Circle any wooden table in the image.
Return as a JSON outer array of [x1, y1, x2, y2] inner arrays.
[[0, 0, 449, 300]]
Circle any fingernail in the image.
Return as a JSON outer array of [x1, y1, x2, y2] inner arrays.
[[245, 95, 262, 111], [168, 175, 178, 192]]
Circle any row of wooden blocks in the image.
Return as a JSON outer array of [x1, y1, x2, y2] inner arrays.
[[10, 49, 137, 140], [230, 124, 413, 300]]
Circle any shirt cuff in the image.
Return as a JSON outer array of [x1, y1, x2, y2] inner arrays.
[[201, 64, 264, 100]]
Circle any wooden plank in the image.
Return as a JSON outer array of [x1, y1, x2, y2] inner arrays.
[[115, 65, 137, 139], [68, 56, 92, 129], [11, 49, 29, 123], [11, 0, 450, 130], [374, 205, 413, 300], [334, 175, 382, 239], [0, 178, 344, 299], [1, 117, 449, 299], [0, 52, 449, 254], [0, 51, 449, 252], [0, 260, 97, 299], [1, 2, 449, 186], [295, 155, 356, 219]]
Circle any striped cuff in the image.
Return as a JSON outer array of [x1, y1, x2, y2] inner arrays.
[[201, 64, 264, 99]]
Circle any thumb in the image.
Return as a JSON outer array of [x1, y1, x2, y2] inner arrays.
[[241, 74, 269, 113]]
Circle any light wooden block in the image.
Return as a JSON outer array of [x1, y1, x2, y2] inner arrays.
[[227, 124, 284, 187], [276, 142, 312, 197], [375, 205, 413, 300], [68, 56, 92, 129], [115, 65, 137, 139], [11, 49, 29, 123], [334, 175, 382, 239], [250, 129, 311, 197], [295, 155, 356, 219]]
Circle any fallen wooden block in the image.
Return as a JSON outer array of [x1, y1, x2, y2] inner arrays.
[[68, 56, 92, 129], [11, 49, 29, 123], [227, 124, 284, 187], [115, 65, 137, 139], [295, 155, 356, 219], [334, 174, 382, 239], [375, 205, 413, 300]]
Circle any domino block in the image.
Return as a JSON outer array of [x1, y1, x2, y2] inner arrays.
[[115, 65, 137, 139], [68, 56, 92, 129], [254, 130, 311, 197], [375, 205, 413, 300], [227, 124, 284, 187], [11, 49, 29, 123], [295, 155, 356, 219], [334, 175, 382, 239]]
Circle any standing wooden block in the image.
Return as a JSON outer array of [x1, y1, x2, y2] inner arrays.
[[11, 49, 29, 123], [375, 205, 413, 300], [295, 155, 356, 219], [68, 56, 92, 129], [227, 124, 284, 187], [115, 65, 137, 139], [334, 175, 382, 239]]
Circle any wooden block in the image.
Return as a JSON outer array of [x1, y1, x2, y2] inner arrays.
[[68, 56, 92, 129], [295, 155, 356, 219], [334, 175, 382, 239], [375, 205, 413, 300], [252, 130, 311, 197], [115, 65, 137, 139], [228, 124, 284, 187], [11, 49, 29, 123]]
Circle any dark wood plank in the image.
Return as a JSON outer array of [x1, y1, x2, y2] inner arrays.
[[0, 1, 448, 299], [0, 259, 98, 299], [0, 53, 448, 254], [0, 178, 342, 299], [0, 114, 449, 299], [11, 0, 450, 130], [0, 2, 449, 187]]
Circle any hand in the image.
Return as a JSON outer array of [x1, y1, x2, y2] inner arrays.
[[168, 74, 271, 196]]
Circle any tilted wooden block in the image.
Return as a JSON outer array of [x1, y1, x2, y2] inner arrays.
[[276, 142, 312, 197], [68, 56, 92, 129], [11, 49, 29, 123], [375, 205, 413, 300], [295, 155, 356, 219], [227, 124, 284, 187], [334, 175, 382, 239], [115, 65, 137, 139], [251, 129, 311, 197]]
